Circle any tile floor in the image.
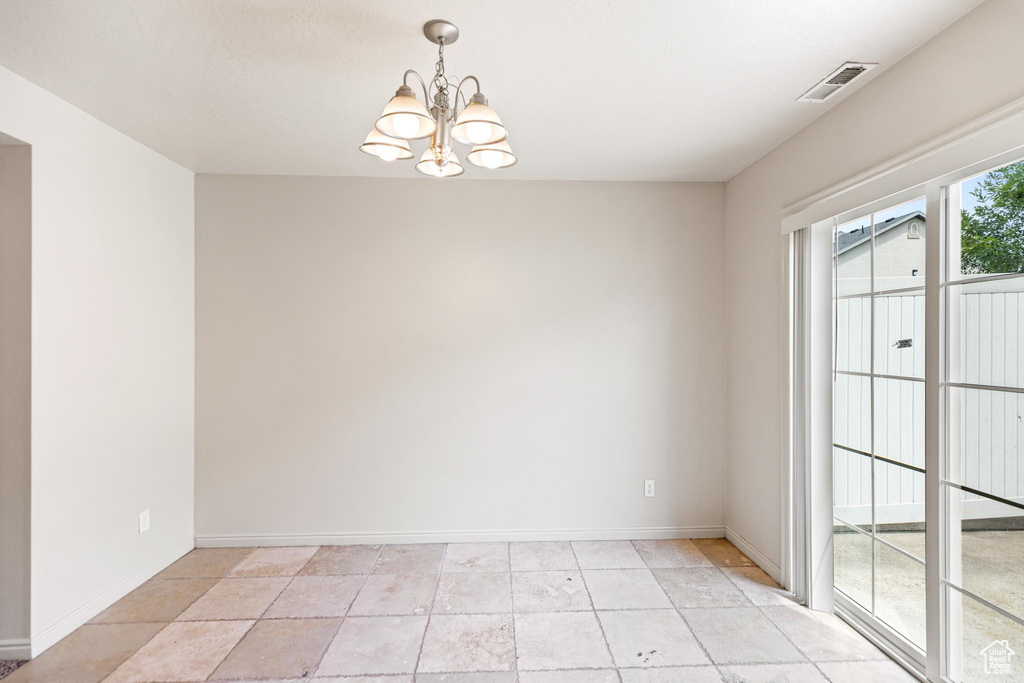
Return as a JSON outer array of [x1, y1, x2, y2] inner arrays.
[[2, 538, 917, 682]]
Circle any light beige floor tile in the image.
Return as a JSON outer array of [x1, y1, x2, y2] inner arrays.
[[418, 614, 515, 672], [105, 620, 252, 682], [264, 575, 364, 618], [583, 569, 672, 609], [723, 567, 799, 606], [598, 609, 710, 668], [619, 667, 723, 682], [228, 546, 319, 577], [210, 617, 340, 679], [155, 547, 254, 579], [443, 543, 510, 573], [176, 577, 290, 620], [203, 680, 321, 683], [680, 607, 804, 665], [300, 545, 382, 575], [215, 680, 408, 683], [653, 568, 751, 608], [520, 671, 620, 683], [719, 663, 827, 682], [372, 544, 445, 575], [692, 539, 756, 568], [632, 540, 714, 568], [2, 623, 164, 683], [762, 605, 889, 662], [817, 660, 918, 682], [512, 571, 591, 612], [509, 542, 578, 571], [417, 674, 516, 683], [514, 611, 614, 670], [571, 541, 646, 569], [435, 572, 512, 613], [90, 578, 216, 623], [315, 616, 427, 676], [348, 574, 438, 616]]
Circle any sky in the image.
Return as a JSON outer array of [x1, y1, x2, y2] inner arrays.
[[960, 173, 985, 213]]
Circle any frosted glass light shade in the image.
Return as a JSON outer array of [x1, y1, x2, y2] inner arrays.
[[466, 140, 517, 169], [451, 100, 507, 145], [375, 88, 437, 140], [359, 129, 414, 160], [415, 148, 465, 177]]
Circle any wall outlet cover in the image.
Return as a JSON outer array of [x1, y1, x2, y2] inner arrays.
[[139, 509, 150, 533], [644, 480, 655, 497]]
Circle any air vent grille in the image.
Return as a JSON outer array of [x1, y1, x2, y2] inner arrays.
[[827, 66, 868, 85], [805, 84, 841, 101], [798, 62, 877, 102]]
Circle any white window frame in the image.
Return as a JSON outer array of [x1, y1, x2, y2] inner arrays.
[[785, 96, 1024, 683]]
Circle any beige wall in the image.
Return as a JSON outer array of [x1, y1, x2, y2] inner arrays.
[[0, 141, 31, 652], [196, 175, 726, 543], [724, 0, 1024, 570], [0, 65, 195, 656]]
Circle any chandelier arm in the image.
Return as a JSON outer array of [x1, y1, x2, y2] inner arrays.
[[445, 76, 469, 111], [426, 81, 440, 112], [452, 75, 482, 115], [402, 69, 431, 107]]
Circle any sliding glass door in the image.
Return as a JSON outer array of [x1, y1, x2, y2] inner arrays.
[[943, 162, 1024, 682], [833, 197, 928, 655], [828, 155, 1024, 681]]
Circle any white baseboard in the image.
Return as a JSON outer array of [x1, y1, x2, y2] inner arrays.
[[0, 639, 31, 660], [726, 526, 782, 584], [195, 525, 727, 548], [29, 536, 194, 659]]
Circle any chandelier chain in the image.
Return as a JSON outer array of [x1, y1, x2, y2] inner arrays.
[[432, 38, 449, 110]]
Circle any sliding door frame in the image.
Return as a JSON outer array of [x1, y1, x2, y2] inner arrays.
[[790, 143, 1024, 682]]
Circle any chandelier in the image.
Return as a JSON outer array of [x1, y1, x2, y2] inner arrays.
[[359, 20, 516, 177]]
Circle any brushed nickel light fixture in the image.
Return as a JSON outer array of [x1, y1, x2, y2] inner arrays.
[[359, 20, 516, 177]]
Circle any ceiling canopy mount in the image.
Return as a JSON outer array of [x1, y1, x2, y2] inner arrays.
[[422, 19, 459, 46]]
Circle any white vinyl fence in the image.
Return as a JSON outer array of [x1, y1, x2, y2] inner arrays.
[[834, 278, 1024, 525]]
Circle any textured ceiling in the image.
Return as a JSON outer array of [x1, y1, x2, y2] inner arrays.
[[0, 0, 984, 181]]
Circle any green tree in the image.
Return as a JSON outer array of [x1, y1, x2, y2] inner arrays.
[[961, 161, 1024, 274]]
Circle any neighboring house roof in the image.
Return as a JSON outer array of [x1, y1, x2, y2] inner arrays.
[[836, 211, 925, 255]]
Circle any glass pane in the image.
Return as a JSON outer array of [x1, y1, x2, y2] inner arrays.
[[874, 292, 925, 378], [947, 587, 1024, 682], [948, 385, 1024, 500], [945, 484, 1024, 623], [836, 294, 871, 374], [874, 377, 925, 470], [834, 446, 871, 529], [874, 459, 926, 559], [834, 521, 872, 611], [834, 373, 871, 453], [875, 540, 926, 649], [873, 198, 926, 290], [953, 160, 1024, 280], [836, 214, 872, 298], [947, 278, 1024, 390]]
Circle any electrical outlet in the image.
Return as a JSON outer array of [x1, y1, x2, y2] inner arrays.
[[644, 480, 655, 497], [139, 509, 150, 533]]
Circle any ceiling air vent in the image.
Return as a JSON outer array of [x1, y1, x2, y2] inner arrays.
[[798, 62, 877, 103]]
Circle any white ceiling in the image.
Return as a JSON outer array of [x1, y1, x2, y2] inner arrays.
[[0, 0, 983, 181]]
